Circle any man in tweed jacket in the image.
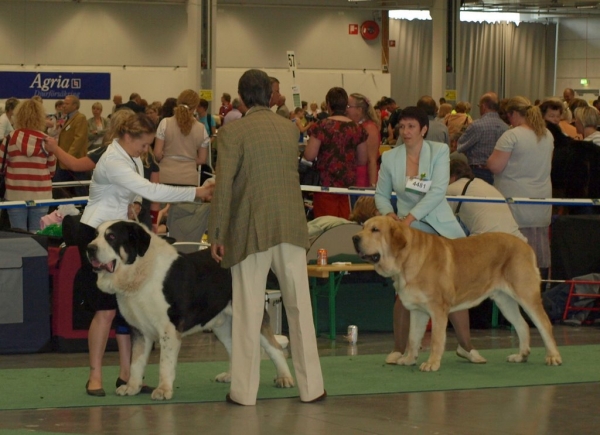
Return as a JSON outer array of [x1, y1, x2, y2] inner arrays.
[[209, 70, 325, 406]]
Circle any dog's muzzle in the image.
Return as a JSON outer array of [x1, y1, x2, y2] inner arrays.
[[352, 235, 381, 264], [87, 244, 117, 273]]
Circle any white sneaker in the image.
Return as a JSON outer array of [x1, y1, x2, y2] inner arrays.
[[456, 345, 487, 364], [385, 351, 403, 364]]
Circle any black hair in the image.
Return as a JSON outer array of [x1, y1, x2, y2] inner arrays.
[[399, 106, 429, 131]]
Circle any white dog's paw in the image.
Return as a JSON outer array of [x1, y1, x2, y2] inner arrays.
[[546, 354, 562, 366], [151, 387, 173, 401], [274, 376, 295, 388], [215, 372, 232, 383], [419, 360, 440, 372], [396, 355, 417, 366], [385, 351, 403, 364], [116, 384, 141, 396], [507, 353, 528, 363]]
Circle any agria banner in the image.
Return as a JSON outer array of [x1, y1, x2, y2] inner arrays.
[[0, 72, 110, 99]]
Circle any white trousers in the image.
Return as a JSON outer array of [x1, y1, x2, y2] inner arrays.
[[230, 243, 324, 405]]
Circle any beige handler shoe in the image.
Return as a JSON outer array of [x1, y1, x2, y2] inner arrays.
[[456, 345, 487, 364], [385, 351, 403, 364]]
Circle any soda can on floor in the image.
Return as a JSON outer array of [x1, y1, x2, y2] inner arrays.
[[317, 248, 328, 266], [347, 325, 358, 344]]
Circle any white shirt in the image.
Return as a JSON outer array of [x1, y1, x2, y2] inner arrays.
[[447, 177, 527, 241], [0, 113, 14, 138], [81, 139, 196, 228]]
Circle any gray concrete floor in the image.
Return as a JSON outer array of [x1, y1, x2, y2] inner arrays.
[[1, 325, 600, 435]]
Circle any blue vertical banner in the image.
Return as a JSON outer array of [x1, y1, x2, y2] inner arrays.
[[0, 72, 111, 99]]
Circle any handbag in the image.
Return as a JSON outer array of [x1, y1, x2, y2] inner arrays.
[[0, 134, 9, 200], [298, 156, 320, 186], [454, 178, 474, 236]]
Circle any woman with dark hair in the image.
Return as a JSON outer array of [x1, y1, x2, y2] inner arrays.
[[375, 106, 485, 366], [304, 87, 368, 218], [346, 92, 381, 187], [80, 111, 213, 397], [154, 89, 210, 186], [159, 97, 177, 121]]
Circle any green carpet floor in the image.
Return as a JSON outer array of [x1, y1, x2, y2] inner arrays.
[[2, 345, 599, 410]]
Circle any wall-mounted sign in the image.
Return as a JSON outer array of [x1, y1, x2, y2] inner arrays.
[[199, 89, 213, 101], [287, 51, 297, 72], [0, 72, 110, 99], [349, 24, 359, 35], [389, 40, 396, 47], [444, 90, 457, 101]]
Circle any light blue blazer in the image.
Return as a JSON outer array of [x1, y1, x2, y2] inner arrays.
[[375, 140, 465, 239]]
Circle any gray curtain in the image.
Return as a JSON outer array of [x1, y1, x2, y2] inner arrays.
[[456, 22, 507, 113], [457, 21, 556, 116], [389, 19, 432, 106], [504, 22, 555, 101], [389, 19, 556, 114]]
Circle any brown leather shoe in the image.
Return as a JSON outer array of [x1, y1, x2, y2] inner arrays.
[[301, 390, 327, 403], [86, 381, 106, 397]]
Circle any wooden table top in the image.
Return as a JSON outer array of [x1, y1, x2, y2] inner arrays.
[[306, 263, 375, 278]]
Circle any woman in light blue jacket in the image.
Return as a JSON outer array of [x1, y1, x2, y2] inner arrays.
[[375, 106, 485, 365]]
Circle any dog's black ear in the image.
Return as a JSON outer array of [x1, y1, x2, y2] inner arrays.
[[132, 223, 151, 258], [124, 222, 151, 263], [390, 220, 407, 253]]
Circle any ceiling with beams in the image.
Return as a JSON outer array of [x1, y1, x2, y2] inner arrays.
[[8, 0, 600, 17]]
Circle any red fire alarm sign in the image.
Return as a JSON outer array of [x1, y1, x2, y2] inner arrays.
[[349, 24, 359, 35]]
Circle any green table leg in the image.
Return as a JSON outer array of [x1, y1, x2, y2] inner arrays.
[[492, 301, 499, 328], [328, 273, 336, 340]]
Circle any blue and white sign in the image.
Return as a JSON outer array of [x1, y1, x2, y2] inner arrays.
[[0, 72, 111, 99]]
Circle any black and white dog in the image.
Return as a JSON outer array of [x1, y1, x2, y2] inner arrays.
[[87, 220, 294, 400]]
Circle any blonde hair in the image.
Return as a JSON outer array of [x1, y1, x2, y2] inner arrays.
[[92, 102, 103, 111], [13, 98, 46, 131], [174, 89, 200, 136], [438, 103, 453, 118], [350, 93, 381, 128], [103, 108, 135, 145], [455, 102, 468, 113], [140, 146, 158, 169], [574, 106, 600, 130], [349, 196, 379, 224], [506, 96, 546, 139], [114, 112, 155, 140]]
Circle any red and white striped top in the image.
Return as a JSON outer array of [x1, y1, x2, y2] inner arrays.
[[0, 129, 56, 201]]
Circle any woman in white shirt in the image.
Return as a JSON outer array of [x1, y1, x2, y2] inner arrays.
[[488, 96, 553, 280], [80, 111, 213, 397], [0, 98, 19, 138]]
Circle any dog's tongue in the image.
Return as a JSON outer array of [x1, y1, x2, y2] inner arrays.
[[91, 259, 115, 272], [90, 259, 103, 269]]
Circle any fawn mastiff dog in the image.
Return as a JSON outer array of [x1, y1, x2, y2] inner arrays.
[[352, 215, 562, 372]]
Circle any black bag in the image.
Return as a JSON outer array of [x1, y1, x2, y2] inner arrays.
[[0, 134, 9, 199], [298, 158, 320, 186]]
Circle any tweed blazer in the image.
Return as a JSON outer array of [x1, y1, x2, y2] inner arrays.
[[208, 106, 309, 269], [375, 140, 465, 239], [58, 112, 88, 168]]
